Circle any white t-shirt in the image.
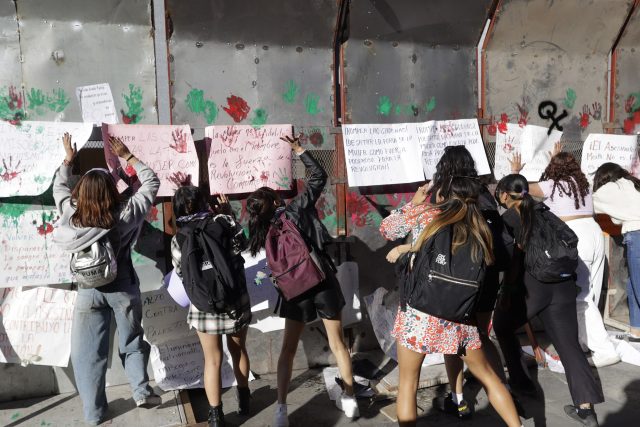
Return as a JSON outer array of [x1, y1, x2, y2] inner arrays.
[[538, 179, 594, 216], [593, 178, 640, 234]]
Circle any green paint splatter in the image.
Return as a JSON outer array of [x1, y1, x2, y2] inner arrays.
[[46, 88, 70, 113], [10, 412, 20, 421], [394, 105, 403, 115], [186, 89, 218, 124], [425, 96, 436, 113], [563, 88, 577, 109], [251, 108, 268, 127], [274, 168, 290, 189], [27, 88, 47, 115], [0, 203, 29, 229], [627, 92, 640, 114], [33, 175, 48, 184], [36, 125, 44, 134], [122, 84, 144, 124], [377, 96, 392, 116], [304, 93, 322, 115], [282, 80, 299, 104], [0, 85, 26, 123]]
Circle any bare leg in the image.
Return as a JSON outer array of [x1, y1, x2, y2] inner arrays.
[[476, 311, 507, 384], [277, 319, 305, 404], [321, 315, 354, 396], [444, 354, 464, 396], [396, 341, 426, 426], [462, 348, 520, 427], [197, 331, 224, 406], [226, 327, 250, 388]]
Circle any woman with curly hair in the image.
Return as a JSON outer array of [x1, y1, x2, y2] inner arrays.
[[510, 146, 619, 368]]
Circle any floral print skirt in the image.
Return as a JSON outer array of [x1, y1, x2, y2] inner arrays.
[[392, 305, 482, 355]]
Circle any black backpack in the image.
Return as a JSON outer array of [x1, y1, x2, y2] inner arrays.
[[398, 224, 486, 324], [177, 215, 247, 317], [523, 203, 579, 283]]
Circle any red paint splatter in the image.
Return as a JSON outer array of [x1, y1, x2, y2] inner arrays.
[[223, 95, 250, 123], [0, 171, 19, 181], [260, 171, 269, 185], [487, 116, 497, 136], [37, 223, 54, 235], [125, 164, 136, 176], [121, 110, 136, 124], [346, 192, 370, 228], [309, 131, 324, 147], [625, 95, 636, 114], [1, 157, 22, 181], [624, 111, 640, 134], [579, 113, 590, 129], [7, 86, 22, 111], [146, 205, 159, 222], [516, 103, 528, 127], [498, 113, 509, 134]]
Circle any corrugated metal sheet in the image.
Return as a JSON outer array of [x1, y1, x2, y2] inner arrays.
[[484, 0, 634, 140], [614, 5, 640, 132], [15, 0, 157, 123]]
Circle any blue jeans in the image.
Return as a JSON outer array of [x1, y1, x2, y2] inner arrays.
[[625, 230, 640, 328], [71, 287, 153, 423]]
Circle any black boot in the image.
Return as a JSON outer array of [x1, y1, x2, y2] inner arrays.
[[237, 386, 251, 416], [208, 404, 225, 427]]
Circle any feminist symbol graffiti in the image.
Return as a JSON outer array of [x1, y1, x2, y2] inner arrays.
[[538, 101, 568, 135]]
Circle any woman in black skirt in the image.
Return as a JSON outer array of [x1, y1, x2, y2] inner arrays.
[[247, 135, 357, 427]]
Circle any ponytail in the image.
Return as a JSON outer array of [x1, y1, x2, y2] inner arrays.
[[495, 174, 535, 246]]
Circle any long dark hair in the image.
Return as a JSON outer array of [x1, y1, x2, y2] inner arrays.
[[71, 170, 120, 228], [428, 145, 478, 200], [495, 174, 536, 246], [172, 186, 209, 222], [413, 177, 494, 265], [246, 187, 281, 256], [593, 162, 640, 193], [539, 152, 590, 209]]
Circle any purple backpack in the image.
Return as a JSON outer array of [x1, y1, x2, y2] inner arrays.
[[265, 212, 325, 300]]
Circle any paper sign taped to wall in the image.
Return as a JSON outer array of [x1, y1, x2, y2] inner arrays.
[[0, 287, 77, 367], [142, 287, 195, 345], [419, 119, 491, 179], [0, 204, 72, 287], [519, 125, 563, 181], [343, 123, 425, 186], [0, 121, 92, 197], [581, 134, 638, 176], [76, 83, 118, 125], [102, 124, 199, 197], [205, 125, 293, 194]]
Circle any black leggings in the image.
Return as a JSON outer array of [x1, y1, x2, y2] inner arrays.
[[493, 272, 604, 406]]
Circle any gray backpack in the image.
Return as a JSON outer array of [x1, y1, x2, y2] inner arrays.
[[70, 236, 118, 288]]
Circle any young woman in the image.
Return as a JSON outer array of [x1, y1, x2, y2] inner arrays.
[[52, 134, 161, 425], [246, 135, 357, 426], [509, 149, 619, 367], [493, 174, 604, 427], [171, 186, 252, 427], [387, 176, 521, 427], [593, 163, 640, 342], [381, 145, 510, 419]]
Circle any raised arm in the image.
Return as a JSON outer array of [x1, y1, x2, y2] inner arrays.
[[53, 132, 76, 214], [380, 184, 429, 241], [508, 152, 545, 198], [284, 134, 328, 210]]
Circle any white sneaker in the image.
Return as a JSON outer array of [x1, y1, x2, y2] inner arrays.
[[135, 393, 162, 408], [335, 392, 360, 419], [272, 403, 289, 427], [589, 353, 621, 368]]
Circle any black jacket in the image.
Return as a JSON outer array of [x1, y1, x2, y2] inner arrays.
[[283, 151, 333, 252]]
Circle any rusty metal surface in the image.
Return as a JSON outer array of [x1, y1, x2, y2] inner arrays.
[[15, 0, 157, 123], [167, 0, 337, 128], [344, 0, 493, 124], [484, 0, 634, 140], [0, 1, 21, 89], [615, 5, 640, 131]]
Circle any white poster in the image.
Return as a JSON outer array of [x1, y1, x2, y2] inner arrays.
[[343, 123, 424, 187], [581, 134, 638, 176], [0, 287, 77, 367], [76, 83, 118, 125], [142, 287, 195, 345], [0, 204, 72, 287], [519, 125, 563, 181], [418, 119, 491, 179], [0, 121, 93, 197], [494, 124, 525, 180]]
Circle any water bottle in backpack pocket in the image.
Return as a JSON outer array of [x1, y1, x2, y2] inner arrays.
[[70, 236, 118, 288], [398, 225, 486, 324], [523, 203, 579, 283]]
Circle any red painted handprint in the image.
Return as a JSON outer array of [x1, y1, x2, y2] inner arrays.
[[580, 105, 591, 129], [1, 157, 23, 181], [223, 95, 250, 123], [170, 128, 188, 153]]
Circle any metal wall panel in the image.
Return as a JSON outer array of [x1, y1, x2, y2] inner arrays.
[[0, 0, 22, 121], [15, 0, 157, 123], [615, 5, 640, 134], [484, 0, 633, 142], [168, 0, 337, 128]]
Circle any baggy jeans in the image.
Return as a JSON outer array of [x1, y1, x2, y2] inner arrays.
[[625, 230, 640, 329], [71, 287, 153, 423]]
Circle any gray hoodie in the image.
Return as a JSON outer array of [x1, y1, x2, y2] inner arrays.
[[52, 161, 160, 291]]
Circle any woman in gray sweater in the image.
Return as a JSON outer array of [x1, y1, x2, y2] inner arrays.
[[52, 133, 161, 425]]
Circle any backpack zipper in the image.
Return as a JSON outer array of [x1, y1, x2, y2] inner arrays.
[[273, 257, 308, 279], [73, 260, 107, 271], [427, 271, 479, 287]]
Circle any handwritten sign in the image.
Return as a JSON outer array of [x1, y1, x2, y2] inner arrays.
[[581, 134, 638, 176], [102, 124, 199, 197], [0, 204, 72, 287], [0, 121, 93, 197], [205, 125, 292, 194], [343, 124, 424, 187], [494, 124, 525, 180], [0, 287, 77, 367], [142, 287, 194, 345], [519, 125, 562, 181], [76, 83, 118, 125], [418, 119, 491, 179]]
